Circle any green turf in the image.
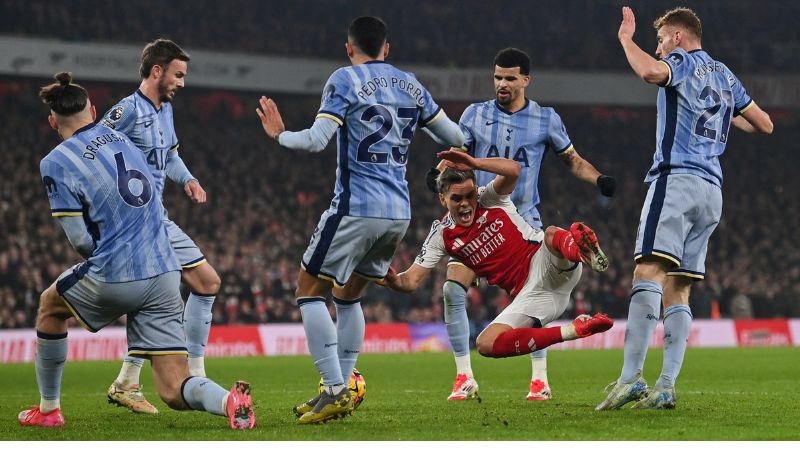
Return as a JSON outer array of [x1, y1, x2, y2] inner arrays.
[[2, 347, 799, 440]]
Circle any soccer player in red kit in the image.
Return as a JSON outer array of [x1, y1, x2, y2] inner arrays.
[[383, 150, 613, 358]]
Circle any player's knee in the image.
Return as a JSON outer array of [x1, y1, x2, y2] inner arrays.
[[442, 281, 467, 306], [475, 335, 495, 357]]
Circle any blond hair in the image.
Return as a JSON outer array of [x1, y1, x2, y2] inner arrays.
[[653, 7, 702, 41]]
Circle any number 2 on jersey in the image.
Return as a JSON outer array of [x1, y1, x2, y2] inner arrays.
[[114, 152, 153, 207], [694, 86, 733, 144], [357, 105, 418, 164]]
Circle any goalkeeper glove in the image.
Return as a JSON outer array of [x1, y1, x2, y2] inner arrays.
[[596, 175, 616, 197]]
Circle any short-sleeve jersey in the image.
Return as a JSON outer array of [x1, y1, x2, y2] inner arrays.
[[415, 181, 542, 298], [647, 48, 753, 186], [316, 61, 443, 220], [459, 99, 573, 221], [101, 90, 179, 200], [40, 123, 179, 282]]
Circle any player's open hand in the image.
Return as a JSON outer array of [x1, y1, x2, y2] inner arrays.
[[256, 96, 286, 140], [184, 179, 207, 203], [377, 266, 399, 288], [437, 149, 475, 171], [618, 6, 636, 41]]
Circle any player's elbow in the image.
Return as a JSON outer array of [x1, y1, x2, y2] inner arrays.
[[759, 115, 774, 135]]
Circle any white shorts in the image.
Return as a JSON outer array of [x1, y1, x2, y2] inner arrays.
[[491, 246, 583, 328]]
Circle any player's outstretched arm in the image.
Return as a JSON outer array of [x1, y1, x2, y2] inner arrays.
[[617, 7, 669, 85], [733, 103, 774, 135], [559, 149, 616, 197], [437, 150, 520, 195], [257, 96, 338, 152], [381, 264, 431, 294], [422, 114, 465, 148]]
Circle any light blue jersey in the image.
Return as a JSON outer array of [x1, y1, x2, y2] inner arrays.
[[647, 48, 753, 186], [101, 90, 185, 200], [460, 99, 573, 224], [40, 123, 179, 282], [316, 61, 443, 220]]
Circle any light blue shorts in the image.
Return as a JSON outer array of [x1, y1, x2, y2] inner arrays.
[[301, 210, 409, 287], [164, 218, 206, 269], [56, 265, 186, 356], [634, 174, 722, 279]]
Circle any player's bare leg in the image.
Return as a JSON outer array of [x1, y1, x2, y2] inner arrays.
[[443, 263, 479, 400]]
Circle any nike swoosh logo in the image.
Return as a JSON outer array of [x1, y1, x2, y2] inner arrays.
[[485, 120, 497, 126], [204, 321, 211, 325], [144, 121, 153, 128]]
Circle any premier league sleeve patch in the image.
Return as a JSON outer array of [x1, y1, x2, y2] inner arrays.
[[666, 52, 684, 66], [108, 106, 125, 122]]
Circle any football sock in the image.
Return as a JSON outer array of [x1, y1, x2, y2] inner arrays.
[[443, 280, 471, 362], [490, 327, 564, 357], [184, 292, 215, 376], [35, 331, 67, 413], [619, 279, 663, 383], [180, 376, 227, 416], [325, 384, 346, 396], [530, 349, 548, 383], [656, 304, 693, 389], [333, 296, 364, 382], [551, 229, 582, 263], [455, 355, 473, 377], [299, 297, 344, 386], [116, 356, 144, 388]]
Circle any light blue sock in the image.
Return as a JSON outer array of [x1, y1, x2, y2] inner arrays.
[[656, 304, 693, 389], [35, 331, 68, 404], [184, 293, 215, 358], [299, 297, 344, 386], [443, 281, 470, 357], [333, 297, 365, 382], [619, 279, 663, 383], [180, 376, 227, 416]]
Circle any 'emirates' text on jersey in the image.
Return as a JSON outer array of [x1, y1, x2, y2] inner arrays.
[[316, 61, 443, 220], [648, 48, 753, 186], [101, 90, 179, 200], [459, 99, 573, 221], [40, 123, 179, 282], [415, 181, 542, 297]]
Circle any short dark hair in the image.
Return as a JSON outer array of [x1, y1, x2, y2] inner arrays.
[[39, 72, 88, 116], [654, 7, 702, 40], [348, 16, 387, 58], [437, 168, 476, 194], [494, 47, 531, 75], [139, 38, 190, 79]]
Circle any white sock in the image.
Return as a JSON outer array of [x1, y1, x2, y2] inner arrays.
[[531, 355, 548, 384], [40, 397, 60, 413], [188, 356, 206, 377], [326, 384, 346, 395], [221, 393, 229, 415], [115, 359, 144, 388], [561, 324, 578, 341], [455, 354, 473, 377]]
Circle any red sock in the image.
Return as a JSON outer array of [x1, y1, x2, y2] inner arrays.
[[552, 229, 582, 263], [490, 327, 564, 357]]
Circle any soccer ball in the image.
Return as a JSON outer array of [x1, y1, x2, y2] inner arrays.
[[319, 368, 367, 409]]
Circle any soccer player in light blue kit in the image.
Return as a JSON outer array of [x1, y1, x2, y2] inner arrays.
[[428, 48, 615, 402], [597, 7, 773, 410], [101, 39, 222, 414], [256, 16, 464, 424], [19, 73, 254, 429]]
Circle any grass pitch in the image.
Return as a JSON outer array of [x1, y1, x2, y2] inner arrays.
[[2, 347, 799, 440]]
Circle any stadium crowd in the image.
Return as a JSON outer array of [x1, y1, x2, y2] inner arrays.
[[1, 78, 797, 331], [1, 0, 798, 73]]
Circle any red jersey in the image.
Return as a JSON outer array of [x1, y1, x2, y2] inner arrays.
[[415, 181, 543, 297]]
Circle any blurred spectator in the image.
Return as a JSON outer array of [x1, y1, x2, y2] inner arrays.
[[0, 0, 798, 73]]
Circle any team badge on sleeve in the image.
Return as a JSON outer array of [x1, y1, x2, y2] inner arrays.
[[108, 106, 124, 122], [667, 53, 684, 66]]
